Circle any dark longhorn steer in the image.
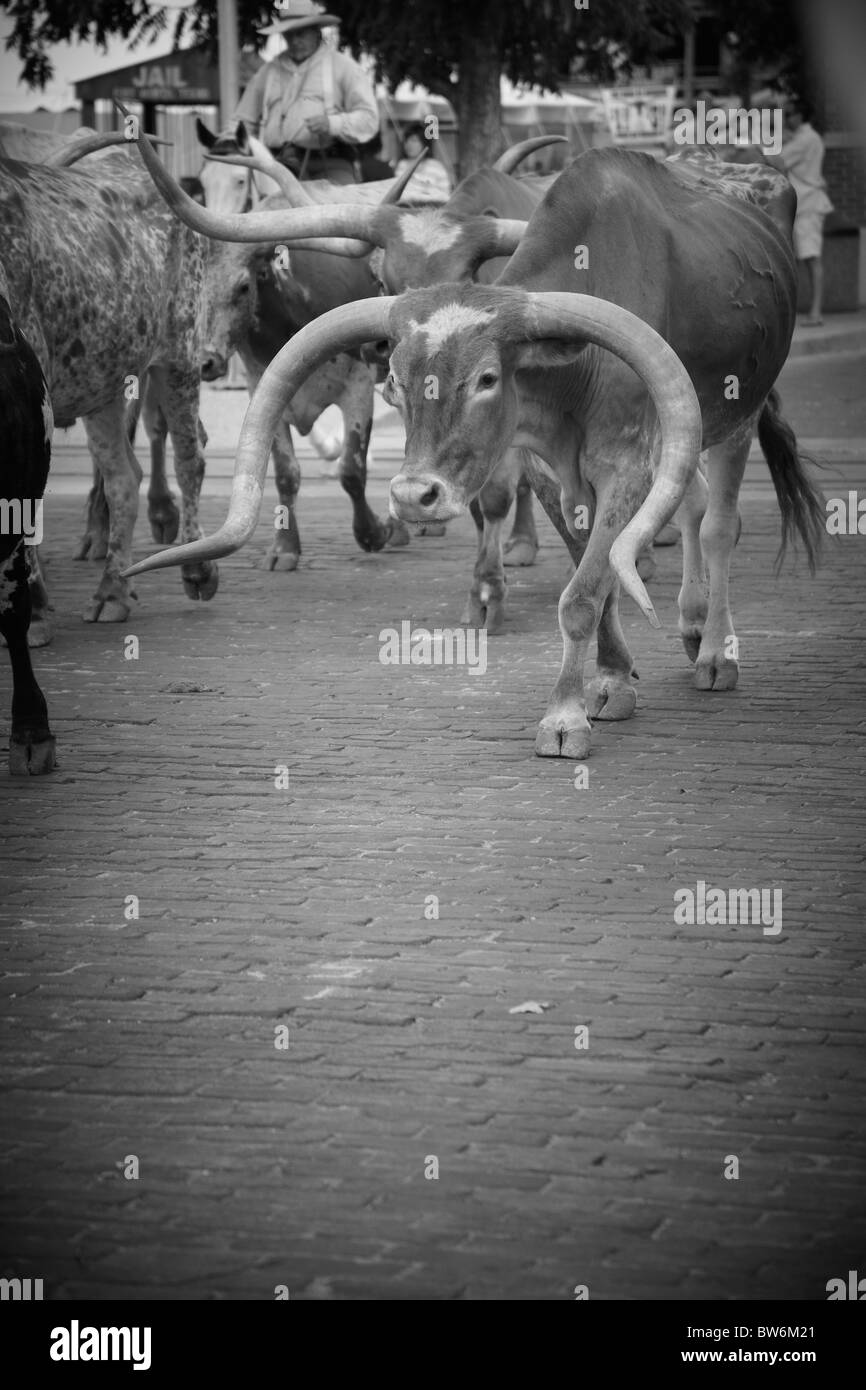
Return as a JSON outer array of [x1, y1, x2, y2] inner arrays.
[[0, 269, 55, 774], [200, 223, 405, 569]]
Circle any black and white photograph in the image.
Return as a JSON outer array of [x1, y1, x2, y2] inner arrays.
[[0, 0, 864, 1344]]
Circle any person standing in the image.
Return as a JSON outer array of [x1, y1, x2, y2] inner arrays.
[[213, 0, 380, 185], [767, 96, 834, 325]]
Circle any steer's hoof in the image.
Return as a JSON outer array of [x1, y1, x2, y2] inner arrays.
[[461, 589, 506, 635], [262, 547, 300, 572], [535, 716, 592, 759], [503, 536, 538, 568], [74, 534, 109, 562], [413, 521, 446, 538], [182, 562, 219, 602], [585, 676, 637, 721], [483, 598, 507, 636], [354, 520, 390, 554], [84, 595, 134, 623], [695, 654, 739, 691], [149, 499, 181, 545], [27, 615, 53, 648], [9, 733, 56, 776], [385, 518, 411, 548], [680, 627, 703, 664]]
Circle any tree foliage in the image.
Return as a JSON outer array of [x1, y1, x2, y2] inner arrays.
[[2, 0, 815, 166], [2, 0, 705, 92]]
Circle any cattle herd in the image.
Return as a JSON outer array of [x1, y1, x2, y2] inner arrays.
[[0, 114, 824, 773]]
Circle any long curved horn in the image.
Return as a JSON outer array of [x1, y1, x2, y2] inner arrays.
[[122, 299, 394, 578], [522, 292, 702, 625], [493, 135, 569, 174], [378, 146, 428, 205], [45, 130, 172, 167], [114, 99, 380, 255]]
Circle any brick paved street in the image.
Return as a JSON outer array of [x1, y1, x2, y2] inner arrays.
[[1, 352, 865, 1300]]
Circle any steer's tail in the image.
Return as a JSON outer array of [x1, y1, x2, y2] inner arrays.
[[758, 388, 825, 574]]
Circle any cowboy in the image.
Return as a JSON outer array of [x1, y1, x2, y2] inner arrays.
[[212, 0, 380, 185]]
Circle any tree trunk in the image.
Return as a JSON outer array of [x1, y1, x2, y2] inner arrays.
[[455, 21, 503, 178]]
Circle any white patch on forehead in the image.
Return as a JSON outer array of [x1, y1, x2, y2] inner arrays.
[[399, 210, 463, 252], [407, 304, 497, 353]]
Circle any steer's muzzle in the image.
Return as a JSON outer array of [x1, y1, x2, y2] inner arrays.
[[389, 472, 462, 523], [200, 350, 228, 382]]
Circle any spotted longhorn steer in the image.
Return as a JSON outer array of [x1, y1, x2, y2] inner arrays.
[[0, 263, 55, 774], [0, 149, 215, 623], [0, 124, 182, 567], [125, 147, 825, 758]]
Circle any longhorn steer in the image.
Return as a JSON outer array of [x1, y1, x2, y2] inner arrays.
[[0, 264, 55, 774], [0, 124, 183, 574], [0, 151, 215, 623], [124, 147, 825, 758], [202, 228, 406, 566]]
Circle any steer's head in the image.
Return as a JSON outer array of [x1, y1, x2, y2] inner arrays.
[[201, 241, 263, 379], [201, 241, 301, 380], [385, 285, 578, 523]]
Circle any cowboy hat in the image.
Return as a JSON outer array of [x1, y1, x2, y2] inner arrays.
[[259, 1, 339, 35]]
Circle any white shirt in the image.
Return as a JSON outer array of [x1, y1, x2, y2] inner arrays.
[[780, 123, 833, 215], [234, 45, 379, 151]]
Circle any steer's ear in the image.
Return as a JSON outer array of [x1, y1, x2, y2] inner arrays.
[[196, 117, 216, 149], [515, 339, 588, 371]]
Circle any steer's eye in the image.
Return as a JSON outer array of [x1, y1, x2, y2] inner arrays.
[[477, 371, 499, 390], [236, 282, 250, 297]]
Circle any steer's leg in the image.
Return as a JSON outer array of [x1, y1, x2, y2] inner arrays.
[[521, 452, 588, 571], [585, 584, 637, 720], [676, 466, 709, 663], [535, 469, 644, 758], [266, 420, 304, 571], [162, 366, 219, 602], [141, 371, 180, 545], [503, 455, 539, 567], [462, 456, 514, 635], [1, 542, 55, 775], [73, 462, 112, 563], [337, 360, 406, 553], [25, 545, 53, 648], [81, 400, 140, 622], [693, 421, 752, 691]]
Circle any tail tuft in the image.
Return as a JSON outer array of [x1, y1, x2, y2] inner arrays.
[[757, 388, 825, 575]]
